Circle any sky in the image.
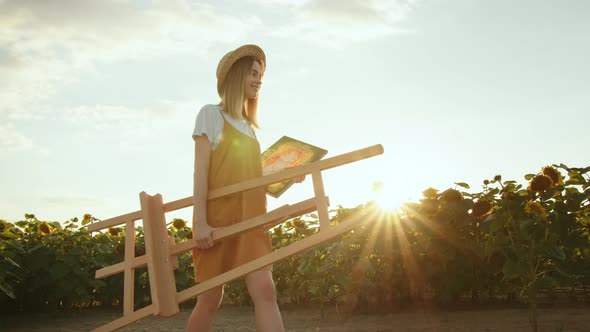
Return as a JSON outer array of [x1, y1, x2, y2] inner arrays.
[[1, 0, 589, 224]]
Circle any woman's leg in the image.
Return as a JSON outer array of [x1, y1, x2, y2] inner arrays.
[[245, 270, 284, 332], [186, 285, 223, 332]]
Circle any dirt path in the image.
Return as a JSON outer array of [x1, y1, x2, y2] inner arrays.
[[2, 305, 589, 332]]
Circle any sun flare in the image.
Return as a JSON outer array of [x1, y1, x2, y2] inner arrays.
[[372, 181, 405, 214]]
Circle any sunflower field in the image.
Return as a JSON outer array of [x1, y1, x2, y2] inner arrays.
[[1, 164, 589, 329]]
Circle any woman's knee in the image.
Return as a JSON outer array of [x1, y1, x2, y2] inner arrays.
[[196, 286, 223, 312], [246, 271, 277, 303]]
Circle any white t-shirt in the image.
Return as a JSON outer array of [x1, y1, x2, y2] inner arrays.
[[192, 104, 255, 150]]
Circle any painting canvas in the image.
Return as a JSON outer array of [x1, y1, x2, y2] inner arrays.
[[261, 136, 328, 198]]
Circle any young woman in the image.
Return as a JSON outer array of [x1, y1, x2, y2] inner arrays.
[[186, 45, 285, 332]]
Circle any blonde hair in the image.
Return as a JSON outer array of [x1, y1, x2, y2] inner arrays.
[[218, 56, 264, 128]]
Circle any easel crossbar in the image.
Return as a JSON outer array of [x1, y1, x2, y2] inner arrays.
[[170, 196, 323, 256]]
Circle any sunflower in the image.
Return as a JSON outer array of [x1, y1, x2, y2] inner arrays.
[[524, 200, 547, 217], [38, 222, 52, 236], [83, 214, 93, 224], [542, 166, 562, 186], [441, 189, 463, 202], [422, 187, 439, 199], [493, 175, 502, 182], [108, 227, 120, 237], [528, 174, 552, 192], [420, 199, 439, 214], [472, 200, 493, 219], [293, 220, 306, 229], [172, 218, 186, 229]]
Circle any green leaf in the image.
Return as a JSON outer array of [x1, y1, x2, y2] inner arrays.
[[50, 262, 70, 280], [0, 231, 18, 239], [0, 279, 16, 299], [519, 219, 534, 232], [541, 243, 566, 262], [15, 221, 28, 227], [2, 256, 20, 268], [489, 218, 503, 233], [567, 171, 586, 185], [502, 259, 527, 280], [454, 182, 470, 189], [524, 174, 535, 180], [49, 221, 62, 230]]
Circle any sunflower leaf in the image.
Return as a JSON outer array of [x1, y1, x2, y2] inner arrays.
[[454, 182, 470, 189]]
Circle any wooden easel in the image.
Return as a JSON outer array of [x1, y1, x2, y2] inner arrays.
[[87, 144, 383, 331]]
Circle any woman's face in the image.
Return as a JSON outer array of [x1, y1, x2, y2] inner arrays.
[[243, 60, 263, 100]]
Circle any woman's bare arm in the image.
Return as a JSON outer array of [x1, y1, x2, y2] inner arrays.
[[193, 135, 216, 249]]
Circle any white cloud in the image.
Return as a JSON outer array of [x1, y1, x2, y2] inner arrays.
[[61, 98, 199, 128], [254, 0, 417, 47], [0, 0, 261, 119], [56, 98, 199, 154], [302, 0, 383, 23], [0, 122, 33, 151], [61, 104, 140, 130]]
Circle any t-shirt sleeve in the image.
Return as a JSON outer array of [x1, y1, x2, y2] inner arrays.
[[192, 105, 223, 150]]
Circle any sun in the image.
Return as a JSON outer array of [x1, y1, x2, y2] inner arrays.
[[371, 181, 405, 214]]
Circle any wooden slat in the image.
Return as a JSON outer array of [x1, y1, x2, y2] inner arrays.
[[123, 220, 136, 316], [168, 236, 179, 270], [95, 255, 148, 280], [169, 197, 321, 256], [312, 171, 330, 230], [176, 209, 373, 303], [92, 304, 155, 332], [159, 145, 381, 214], [140, 192, 179, 317], [87, 210, 143, 232], [208, 144, 383, 201], [162, 196, 193, 213]]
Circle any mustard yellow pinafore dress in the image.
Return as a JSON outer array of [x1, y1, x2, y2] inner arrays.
[[193, 113, 272, 282]]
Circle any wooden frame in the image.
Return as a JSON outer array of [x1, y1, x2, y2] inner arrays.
[[87, 144, 383, 331]]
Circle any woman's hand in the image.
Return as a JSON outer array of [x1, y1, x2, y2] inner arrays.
[[194, 223, 217, 250]]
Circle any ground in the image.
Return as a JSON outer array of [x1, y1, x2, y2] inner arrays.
[[2, 305, 589, 331]]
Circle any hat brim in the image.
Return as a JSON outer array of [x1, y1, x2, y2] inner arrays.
[[217, 44, 266, 96]]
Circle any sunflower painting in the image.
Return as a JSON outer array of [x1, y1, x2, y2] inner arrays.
[[261, 136, 328, 198]]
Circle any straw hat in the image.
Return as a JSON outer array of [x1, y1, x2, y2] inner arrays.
[[216, 44, 266, 96]]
